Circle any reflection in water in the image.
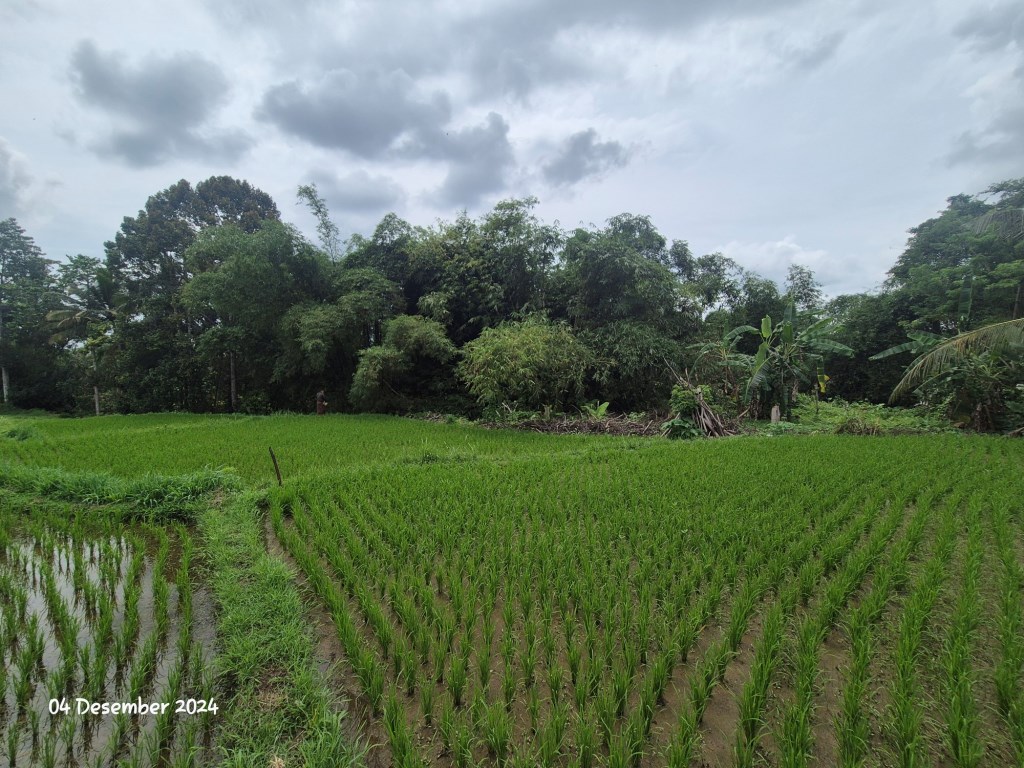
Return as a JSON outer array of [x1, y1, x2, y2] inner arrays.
[[0, 520, 217, 766]]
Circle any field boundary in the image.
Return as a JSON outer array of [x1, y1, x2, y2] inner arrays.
[[199, 489, 366, 767]]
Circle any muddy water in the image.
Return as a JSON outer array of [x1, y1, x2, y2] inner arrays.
[[0, 523, 218, 767]]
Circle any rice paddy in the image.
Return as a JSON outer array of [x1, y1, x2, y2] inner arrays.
[[0, 515, 216, 767], [1, 413, 1022, 767]]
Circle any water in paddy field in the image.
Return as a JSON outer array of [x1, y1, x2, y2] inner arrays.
[[0, 523, 218, 767]]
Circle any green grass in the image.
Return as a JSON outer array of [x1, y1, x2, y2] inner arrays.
[[200, 491, 365, 767], [0, 412, 627, 483]]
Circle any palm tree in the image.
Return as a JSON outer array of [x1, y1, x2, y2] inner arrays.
[[887, 318, 1024, 403], [47, 258, 125, 415]]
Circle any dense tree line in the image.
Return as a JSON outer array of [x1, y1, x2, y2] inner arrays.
[[2, 176, 1021, 429]]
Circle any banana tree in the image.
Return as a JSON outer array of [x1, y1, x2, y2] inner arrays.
[[737, 303, 853, 420]]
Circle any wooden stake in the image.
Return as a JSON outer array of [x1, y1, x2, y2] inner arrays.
[[269, 447, 283, 486]]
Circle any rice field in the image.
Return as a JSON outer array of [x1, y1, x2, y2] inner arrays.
[[267, 435, 1024, 768], [0, 514, 216, 767], [1, 413, 1023, 767]]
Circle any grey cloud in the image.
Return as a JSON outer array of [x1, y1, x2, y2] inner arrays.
[[954, 4, 1024, 51], [0, 138, 31, 218], [947, 103, 1024, 168], [407, 113, 514, 207], [71, 41, 228, 128], [1, 1, 43, 25], [461, 34, 593, 103], [542, 129, 629, 187], [453, 0, 812, 98], [207, 0, 813, 103], [309, 170, 405, 213], [786, 31, 844, 71], [94, 128, 253, 169], [257, 70, 451, 158], [205, 0, 325, 29], [947, 8, 1024, 169], [69, 41, 250, 167]]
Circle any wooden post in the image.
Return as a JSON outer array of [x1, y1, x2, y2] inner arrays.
[[269, 447, 283, 486]]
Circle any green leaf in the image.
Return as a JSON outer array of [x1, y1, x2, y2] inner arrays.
[[805, 339, 854, 356], [760, 316, 772, 340], [869, 341, 919, 360], [754, 341, 768, 369], [725, 325, 758, 341], [905, 330, 945, 345]]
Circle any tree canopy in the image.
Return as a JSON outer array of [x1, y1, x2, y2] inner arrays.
[[8, 174, 1021, 433]]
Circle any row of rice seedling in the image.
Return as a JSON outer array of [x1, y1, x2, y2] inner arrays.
[[0, 509, 215, 767], [732, 469, 931, 768], [886, 492, 962, 768], [772, 494, 912, 767], [990, 488, 1024, 765], [832, 489, 933, 768], [939, 495, 985, 767], [670, 471, 897, 767]]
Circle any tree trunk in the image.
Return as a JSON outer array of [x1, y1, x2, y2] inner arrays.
[[229, 351, 237, 413], [91, 348, 101, 416], [0, 306, 5, 404], [1014, 280, 1022, 321]]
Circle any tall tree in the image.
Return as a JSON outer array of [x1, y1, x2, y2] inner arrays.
[[103, 177, 280, 411], [47, 255, 125, 414], [183, 221, 330, 411], [784, 263, 823, 312], [560, 215, 681, 331], [0, 218, 57, 405]]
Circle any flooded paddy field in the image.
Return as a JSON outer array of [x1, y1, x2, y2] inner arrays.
[[0, 516, 217, 767]]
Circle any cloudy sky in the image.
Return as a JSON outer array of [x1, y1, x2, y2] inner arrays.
[[1, 0, 1022, 296]]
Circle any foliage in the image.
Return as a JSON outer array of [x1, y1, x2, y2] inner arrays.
[[737, 304, 853, 419], [687, 329, 754, 415], [886, 318, 1023, 399], [457, 316, 593, 411], [582, 320, 682, 411], [784, 263, 824, 311], [349, 315, 456, 412], [751, 395, 955, 436], [296, 182, 342, 261], [661, 416, 704, 440], [581, 400, 610, 420], [101, 177, 281, 412], [18, 176, 1024, 419], [560, 215, 686, 332], [0, 218, 65, 409], [873, 317, 1023, 431]]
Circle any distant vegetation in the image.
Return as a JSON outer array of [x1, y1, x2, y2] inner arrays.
[[1, 176, 1021, 432]]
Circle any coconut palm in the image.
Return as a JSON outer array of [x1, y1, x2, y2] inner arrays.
[[887, 318, 1024, 403]]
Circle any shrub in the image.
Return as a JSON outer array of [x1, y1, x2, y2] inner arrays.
[[457, 317, 593, 411]]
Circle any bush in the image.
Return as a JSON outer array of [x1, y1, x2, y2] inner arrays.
[[457, 317, 593, 411], [751, 394, 957, 436], [349, 315, 456, 412]]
